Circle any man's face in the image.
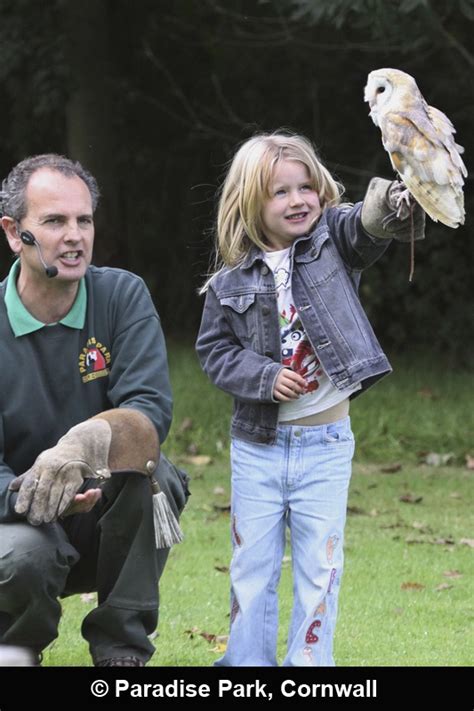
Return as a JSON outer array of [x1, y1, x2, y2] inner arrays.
[[18, 168, 95, 283]]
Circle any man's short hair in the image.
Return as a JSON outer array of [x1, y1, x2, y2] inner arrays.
[[0, 154, 100, 221]]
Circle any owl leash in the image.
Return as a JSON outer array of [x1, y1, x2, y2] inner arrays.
[[409, 201, 416, 283]]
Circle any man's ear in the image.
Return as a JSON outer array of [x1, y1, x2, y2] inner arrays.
[[1, 217, 22, 254]]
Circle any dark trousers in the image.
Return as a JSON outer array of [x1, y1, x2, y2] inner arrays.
[[0, 456, 188, 664]]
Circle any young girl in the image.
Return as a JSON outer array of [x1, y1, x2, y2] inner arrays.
[[196, 132, 424, 666]]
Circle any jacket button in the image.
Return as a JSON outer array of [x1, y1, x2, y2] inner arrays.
[[261, 265, 269, 276], [262, 305, 270, 316]]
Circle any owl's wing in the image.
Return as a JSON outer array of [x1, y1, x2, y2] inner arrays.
[[379, 109, 465, 227], [426, 104, 467, 179]]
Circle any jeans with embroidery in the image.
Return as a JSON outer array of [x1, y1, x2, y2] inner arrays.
[[215, 416, 355, 667]]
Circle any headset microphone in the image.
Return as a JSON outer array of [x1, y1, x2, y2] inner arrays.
[[19, 231, 59, 278]]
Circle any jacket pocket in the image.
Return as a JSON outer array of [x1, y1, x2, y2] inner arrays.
[[219, 293, 257, 344], [297, 234, 341, 286], [220, 293, 256, 313]]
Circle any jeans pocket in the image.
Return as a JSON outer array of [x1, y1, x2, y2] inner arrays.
[[324, 419, 354, 444]]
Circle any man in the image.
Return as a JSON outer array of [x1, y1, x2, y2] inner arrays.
[[0, 154, 187, 666]]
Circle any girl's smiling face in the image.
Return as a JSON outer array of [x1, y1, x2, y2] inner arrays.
[[261, 159, 321, 251]]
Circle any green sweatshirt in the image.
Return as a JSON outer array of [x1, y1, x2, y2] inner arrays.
[[0, 262, 172, 522]]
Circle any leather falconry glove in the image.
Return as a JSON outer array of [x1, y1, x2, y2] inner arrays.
[[10, 409, 159, 525], [361, 177, 425, 242]]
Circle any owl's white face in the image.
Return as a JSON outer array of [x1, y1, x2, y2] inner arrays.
[[364, 74, 393, 126]]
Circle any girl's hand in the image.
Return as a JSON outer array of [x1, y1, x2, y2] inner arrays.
[[273, 368, 307, 401]]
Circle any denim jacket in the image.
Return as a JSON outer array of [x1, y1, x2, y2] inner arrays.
[[196, 198, 396, 444]]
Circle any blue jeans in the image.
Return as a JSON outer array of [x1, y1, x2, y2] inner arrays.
[[216, 416, 355, 667]]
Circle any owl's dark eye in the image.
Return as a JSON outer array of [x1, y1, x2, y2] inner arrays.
[[376, 86, 386, 94]]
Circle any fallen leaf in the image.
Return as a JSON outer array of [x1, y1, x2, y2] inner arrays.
[[421, 452, 455, 467], [417, 388, 437, 400], [178, 417, 193, 434], [80, 593, 96, 603], [443, 570, 462, 578], [434, 538, 455, 546], [449, 492, 461, 499], [460, 538, 474, 548], [213, 486, 226, 496], [347, 505, 366, 515], [200, 631, 216, 643], [210, 642, 227, 654], [411, 521, 432, 534], [184, 626, 201, 639], [216, 439, 224, 452], [282, 555, 292, 566], [401, 581, 425, 591], [435, 583, 453, 592], [182, 455, 213, 466], [369, 508, 379, 517], [213, 502, 231, 513], [187, 443, 199, 455], [399, 493, 423, 504], [465, 454, 474, 470], [214, 565, 229, 573], [380, 463, 402, 473]]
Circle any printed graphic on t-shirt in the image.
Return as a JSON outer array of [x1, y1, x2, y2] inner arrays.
[[280, 305, 323, 394], [273, 265, 291, 291]]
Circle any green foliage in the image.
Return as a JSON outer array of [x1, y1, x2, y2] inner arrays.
[[0, 0, 472, 359]]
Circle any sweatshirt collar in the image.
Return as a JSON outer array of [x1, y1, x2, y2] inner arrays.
[[4, 260, 87, 337]]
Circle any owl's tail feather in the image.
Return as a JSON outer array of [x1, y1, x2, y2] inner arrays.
[[403, 174, 465, 228]]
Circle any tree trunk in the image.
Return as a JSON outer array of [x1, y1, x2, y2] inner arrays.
[[61, 0, 123, 266]]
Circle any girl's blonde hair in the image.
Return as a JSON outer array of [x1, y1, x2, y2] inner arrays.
[[214, 131, 343, 271]]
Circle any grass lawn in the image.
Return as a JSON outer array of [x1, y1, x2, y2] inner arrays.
[[44, 343, 473, 666]]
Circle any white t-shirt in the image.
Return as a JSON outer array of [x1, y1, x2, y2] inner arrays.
[[263, 247, 360, 421]]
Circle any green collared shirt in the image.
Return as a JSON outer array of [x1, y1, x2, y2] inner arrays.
[[4, 260, 87, 337]]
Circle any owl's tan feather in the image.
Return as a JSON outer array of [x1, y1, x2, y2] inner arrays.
[[365, 68, 466, 228]]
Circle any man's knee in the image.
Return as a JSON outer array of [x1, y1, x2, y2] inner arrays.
[[0, 523, 78, 608]]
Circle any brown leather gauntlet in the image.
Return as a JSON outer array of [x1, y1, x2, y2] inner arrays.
[[91, 408, 160, 476], [10, 408, 160, 525]]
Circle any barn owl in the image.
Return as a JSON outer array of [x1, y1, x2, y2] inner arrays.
[[364, 68, 466, 228]]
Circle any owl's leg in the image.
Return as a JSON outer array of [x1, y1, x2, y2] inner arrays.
[[382, 182, 413, 229], [395, 187, 412, 221], [382, 179, 414, 229]]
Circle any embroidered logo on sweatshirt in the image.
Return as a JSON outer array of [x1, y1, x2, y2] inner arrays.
[[78, 337, 111, 383]]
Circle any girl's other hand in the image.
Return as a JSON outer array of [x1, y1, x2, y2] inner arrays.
[[273, 368, 307, 401]]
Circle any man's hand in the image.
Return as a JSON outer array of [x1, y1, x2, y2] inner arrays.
[[62, 488, 102, 517], [273, 368, 307, 402], [9, 419, 112, 526]]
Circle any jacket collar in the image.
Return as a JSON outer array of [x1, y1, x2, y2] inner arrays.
[[240, 212, 329, 270]]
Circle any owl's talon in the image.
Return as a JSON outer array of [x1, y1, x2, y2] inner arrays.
[[395, 188, 412, 220]]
